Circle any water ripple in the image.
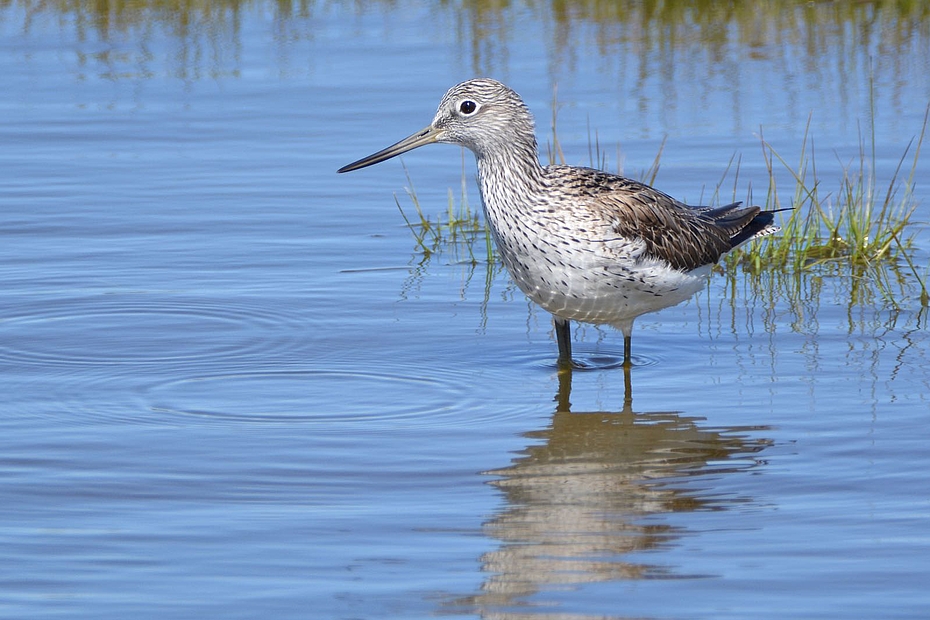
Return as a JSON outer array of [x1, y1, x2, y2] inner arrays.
[[144, 365, 493, 429], [1, 295, 533, 429], [0, 294, 310, 366], [513, 345, 660, 371]]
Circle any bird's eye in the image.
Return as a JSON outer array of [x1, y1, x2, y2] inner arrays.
[[459, 100, 477, 115]]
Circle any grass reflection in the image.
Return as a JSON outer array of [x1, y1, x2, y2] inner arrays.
[[7, 0, 930, 76], [18, 0, 928, 38]]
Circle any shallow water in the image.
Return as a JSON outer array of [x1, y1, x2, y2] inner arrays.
[[2, 2, 930, 619]]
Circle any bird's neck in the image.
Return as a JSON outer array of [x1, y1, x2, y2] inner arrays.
[[475, 136, 546, 220]]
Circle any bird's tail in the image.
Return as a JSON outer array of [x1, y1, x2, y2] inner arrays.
[[725, 206, 792, 249]]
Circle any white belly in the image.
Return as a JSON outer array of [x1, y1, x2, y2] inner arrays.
[[492, 224, 711, 328]]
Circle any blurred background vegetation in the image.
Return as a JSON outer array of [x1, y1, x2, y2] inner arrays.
[[4, 0, 929, 76]]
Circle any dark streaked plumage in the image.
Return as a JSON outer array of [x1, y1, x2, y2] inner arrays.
[[338, 78, 780, 366]]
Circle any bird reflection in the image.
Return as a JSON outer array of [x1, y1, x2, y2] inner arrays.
[[450, 366, 771, 615]]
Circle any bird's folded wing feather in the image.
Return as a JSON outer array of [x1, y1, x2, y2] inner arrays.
[[549, 166, 754, 271]]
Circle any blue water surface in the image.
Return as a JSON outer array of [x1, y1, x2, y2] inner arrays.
[[1, 2, 929, 619]]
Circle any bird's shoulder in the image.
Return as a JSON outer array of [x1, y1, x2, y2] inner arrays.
[[542, 165, 688, 212]]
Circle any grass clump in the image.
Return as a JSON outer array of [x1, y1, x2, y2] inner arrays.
[[723, 105, 929, 308]]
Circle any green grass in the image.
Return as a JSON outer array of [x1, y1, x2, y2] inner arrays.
[[393, 151, 493, 265], [720, 104, 929, 308]]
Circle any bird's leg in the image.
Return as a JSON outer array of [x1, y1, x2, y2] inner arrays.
[[618, 320, 634, 368], [554, 316, 572, 367]]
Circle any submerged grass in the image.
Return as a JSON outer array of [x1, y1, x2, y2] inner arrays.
[[394, 149, 493, 265], [395, 99, 929, 309]]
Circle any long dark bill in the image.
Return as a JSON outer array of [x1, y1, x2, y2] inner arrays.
[[337, 125, 442, 173]]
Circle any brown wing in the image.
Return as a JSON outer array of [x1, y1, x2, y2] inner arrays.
[[549, 166, 762, 271]]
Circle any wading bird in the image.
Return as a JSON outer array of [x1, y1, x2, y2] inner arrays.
[[339, 78, 779, 367]]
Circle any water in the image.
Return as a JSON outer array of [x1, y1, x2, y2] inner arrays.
[[2, 1, 929, 618]]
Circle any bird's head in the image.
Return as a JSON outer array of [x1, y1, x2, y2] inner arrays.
[[337, 78, 535, 173]]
